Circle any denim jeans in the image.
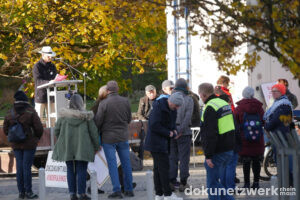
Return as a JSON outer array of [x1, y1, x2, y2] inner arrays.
[[103, 141, 133, 192], [204, 151, 234, 200], [221, 152, 238, 190], [66, 160, 88, 195], [14, 149, 36, 194]]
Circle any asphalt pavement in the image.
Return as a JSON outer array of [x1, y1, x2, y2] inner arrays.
[[0, 156, 295, 200]]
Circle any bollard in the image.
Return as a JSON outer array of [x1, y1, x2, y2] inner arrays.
[[146, 170, 154, 200], [39, 168, 46, 200], [90, 170, 98, 200], [271, 176, 279, 200], [50, 127, 55, 150]]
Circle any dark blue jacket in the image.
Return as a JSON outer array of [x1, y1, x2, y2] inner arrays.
[[265, 104, 293, 135], [144, 98, 177, 153]]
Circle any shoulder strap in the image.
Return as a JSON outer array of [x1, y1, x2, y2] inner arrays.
[[11, 109, 16, 119], [243, 112, 248, 121], [10, 109, 20, 123]]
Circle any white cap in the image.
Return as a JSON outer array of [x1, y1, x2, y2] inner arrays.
[[38, 46, 56, 57]]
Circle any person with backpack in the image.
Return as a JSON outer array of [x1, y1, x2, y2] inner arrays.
[[3, 91, 44, 199], [234, 86, 265, 189]]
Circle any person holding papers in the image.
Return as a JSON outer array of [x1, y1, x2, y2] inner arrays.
[[33, 46, 57, 118]]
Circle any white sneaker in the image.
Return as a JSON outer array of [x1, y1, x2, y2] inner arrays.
[[155, 195, 164, 200], [163, 193, 183, 200]]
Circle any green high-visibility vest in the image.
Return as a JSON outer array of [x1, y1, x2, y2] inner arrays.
[[201, 98, 235, 135]]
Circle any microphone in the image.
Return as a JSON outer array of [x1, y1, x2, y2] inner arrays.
[[52, 57, 63, 61]]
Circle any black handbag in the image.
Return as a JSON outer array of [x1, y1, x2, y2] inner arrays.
[[8, 109, 26, 143]]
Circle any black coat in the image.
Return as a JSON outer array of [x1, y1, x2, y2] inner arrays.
[[144, 98, 177, 153], [3, 102, 44, 150], [33, 59, 57, 103], [200, 95, 235, 159], [286, 89, 298, 109]]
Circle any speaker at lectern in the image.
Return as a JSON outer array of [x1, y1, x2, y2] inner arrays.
[[37, 80, 83, 127]]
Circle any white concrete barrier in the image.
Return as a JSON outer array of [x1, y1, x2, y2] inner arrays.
[[39, 168, 46, 200], [90, 170, 98, 200], [146, 170, 154, 200]]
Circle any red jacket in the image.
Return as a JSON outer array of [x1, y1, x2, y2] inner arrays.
[[234, 98, 265, 156], [220, 86, 235, 111]]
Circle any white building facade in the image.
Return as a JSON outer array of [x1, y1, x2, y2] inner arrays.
[[166, 3, 300, 109]]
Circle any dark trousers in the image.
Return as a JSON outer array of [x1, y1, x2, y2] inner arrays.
[[66, 160, 88, 195], [169, 135, 191, 184], [151, 152, 172, 196], [14, 149, 36, 194], [241, 156, 262, 184]]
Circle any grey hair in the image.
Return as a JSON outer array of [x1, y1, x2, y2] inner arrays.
[[198, 83, 214, 95], [69, 94, 84, 111]]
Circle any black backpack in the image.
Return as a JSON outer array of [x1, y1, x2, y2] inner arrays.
[[8, 109, 26, 143], [242, 112, 263, 142]]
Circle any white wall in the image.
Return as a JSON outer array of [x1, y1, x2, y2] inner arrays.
[[249, 51, 300, 109], [166, 6, 300, 109]]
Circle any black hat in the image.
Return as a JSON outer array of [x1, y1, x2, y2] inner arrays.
[[14, 91, 28, 102], [175, 78, 188, 89]]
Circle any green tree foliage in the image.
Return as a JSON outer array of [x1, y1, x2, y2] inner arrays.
[[167, 0, 300, 77], [0, 0, 167, 98]]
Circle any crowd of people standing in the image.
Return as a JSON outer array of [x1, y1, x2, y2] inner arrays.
[[2, 46, 299, 200]]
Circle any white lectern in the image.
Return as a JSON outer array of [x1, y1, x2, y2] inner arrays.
[[37, 80, 82, 128]]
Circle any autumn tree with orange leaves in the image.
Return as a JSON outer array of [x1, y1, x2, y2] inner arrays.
[[0, 0, 167, 97]]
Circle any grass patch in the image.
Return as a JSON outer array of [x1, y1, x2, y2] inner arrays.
[[0, 103, 12, 117]]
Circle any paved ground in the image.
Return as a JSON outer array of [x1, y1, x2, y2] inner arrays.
[[0, 156, 296, 200]]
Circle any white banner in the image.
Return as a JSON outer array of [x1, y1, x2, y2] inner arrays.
[[45, 151, 68, 188], [88, 149, 120, 188], [261, 82, 276, 107]]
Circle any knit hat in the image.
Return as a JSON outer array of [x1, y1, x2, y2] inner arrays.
[[242, 86, 254, 99], [106, 80, 119, 92], [168, 92, 184, 106], [272, 84, 286, 95], [162, 80, 174, 89], [175, 78, 188, 89], [69, 94, 84, 111], [145, 85, 156, 92], [14, 91, 28, 102]]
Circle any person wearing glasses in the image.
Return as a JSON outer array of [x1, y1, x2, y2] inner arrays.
[[264, 83, 293, 186]]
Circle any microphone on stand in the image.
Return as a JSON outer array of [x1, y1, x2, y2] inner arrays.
[[52, 57, 63, 61]]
